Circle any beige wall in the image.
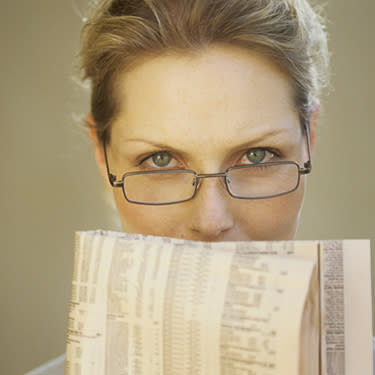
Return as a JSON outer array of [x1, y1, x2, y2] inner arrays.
[[0, 1, 373, 374]]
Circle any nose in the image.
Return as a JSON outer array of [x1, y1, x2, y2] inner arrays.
[[188, 176, 234, 240]]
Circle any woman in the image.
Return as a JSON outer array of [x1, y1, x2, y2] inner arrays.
[[27, 0, 332, 373], [84, 0, 327, 242]]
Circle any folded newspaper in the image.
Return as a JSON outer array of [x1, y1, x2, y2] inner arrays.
[[65, 231, 373, 375]]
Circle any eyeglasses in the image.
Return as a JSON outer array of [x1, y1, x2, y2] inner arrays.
[[103, 122, 312, 205]]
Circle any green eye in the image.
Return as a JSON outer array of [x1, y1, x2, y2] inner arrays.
[[246, 149, 267, 164], [152, 152, 172, 167]]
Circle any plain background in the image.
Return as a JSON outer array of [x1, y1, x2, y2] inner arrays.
[[0, 1, 374, 374]]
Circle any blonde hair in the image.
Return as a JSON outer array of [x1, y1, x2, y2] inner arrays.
[[80, 0, 329, 142]]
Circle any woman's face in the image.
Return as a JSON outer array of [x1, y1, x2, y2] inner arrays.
[[92, 45, 316, 241]]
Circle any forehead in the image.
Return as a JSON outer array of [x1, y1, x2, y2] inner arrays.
[[111, 45, 299, 147]]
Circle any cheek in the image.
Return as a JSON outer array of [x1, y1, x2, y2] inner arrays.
[[236, 178, 306, 240], [113, 190, 185, 236]]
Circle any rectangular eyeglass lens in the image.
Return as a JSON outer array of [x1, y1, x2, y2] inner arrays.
[[228, 163, 299, 197], [124, 171, 196, 203]]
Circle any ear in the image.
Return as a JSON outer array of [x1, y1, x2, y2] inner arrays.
[[87, 114, 111, 188], [308, 99, 320, 157]]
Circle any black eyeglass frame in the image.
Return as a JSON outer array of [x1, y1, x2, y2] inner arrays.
[[103, 121, 312, 205]]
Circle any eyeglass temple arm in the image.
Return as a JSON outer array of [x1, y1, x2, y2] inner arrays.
[[300, 121, 312, 175], [103, 140, 123, 187]]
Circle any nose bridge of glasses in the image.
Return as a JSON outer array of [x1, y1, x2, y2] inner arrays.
[[193, 172, 228, 192], [196, 172, 227, 179]]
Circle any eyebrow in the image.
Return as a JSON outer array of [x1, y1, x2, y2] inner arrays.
[[120, 128, 296, 151]]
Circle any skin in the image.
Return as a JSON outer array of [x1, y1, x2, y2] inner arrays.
[[89, 44, 318, 242]]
